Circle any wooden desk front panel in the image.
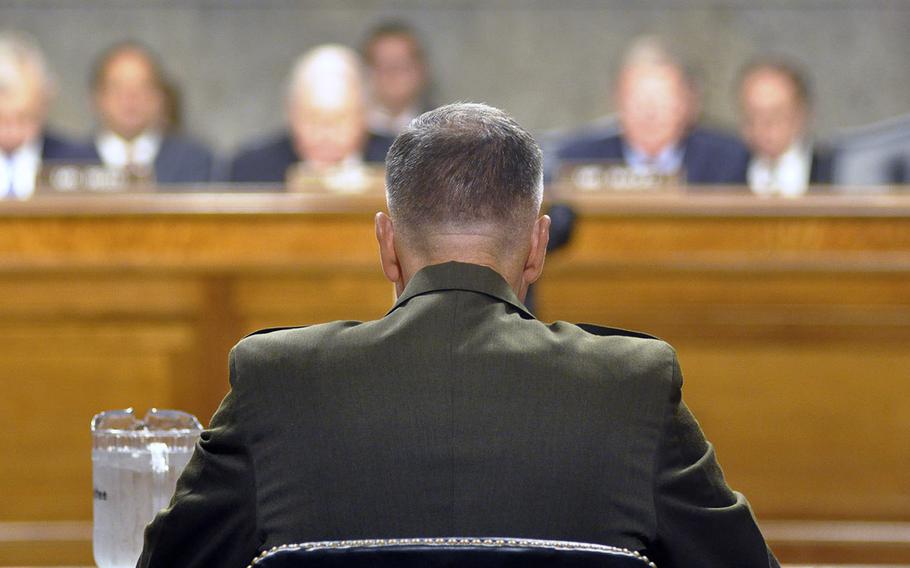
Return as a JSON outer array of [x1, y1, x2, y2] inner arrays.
[[0, 274, 202, 522], [537, 208, 910, 522], [537, 268, 910, 520], [0, 194, 908, 565]]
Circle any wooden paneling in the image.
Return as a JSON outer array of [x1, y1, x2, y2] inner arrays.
[[536, 194, 910, 531], [0, 192, 908, 565], [234, 271, 392, 327], [0, 321, 196, 520], [762, 520, 910, 564], [537, 270, 910, 341], [679, 342, 910, 519]]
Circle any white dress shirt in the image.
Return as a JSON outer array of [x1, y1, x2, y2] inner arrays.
[[0, 139, 42, 200], [622, 142, 685, 177], [748, 141, 813, 198], [95, 130, 162, 170]]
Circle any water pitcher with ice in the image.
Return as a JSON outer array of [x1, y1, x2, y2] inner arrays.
[[91, 408, 202, 568]]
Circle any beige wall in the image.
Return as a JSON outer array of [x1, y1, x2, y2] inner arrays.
[[3, 0, 909, 155]]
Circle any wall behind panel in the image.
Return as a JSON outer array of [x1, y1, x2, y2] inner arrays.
[[2, 0, 908, 154]]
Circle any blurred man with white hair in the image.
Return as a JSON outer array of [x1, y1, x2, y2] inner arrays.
[[228, 44, 394, 183], [0, 31, 94, 200], [556, 36, 749, 186]]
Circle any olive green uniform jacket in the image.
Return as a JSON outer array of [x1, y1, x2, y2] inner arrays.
[[139, 261, 779, 568]]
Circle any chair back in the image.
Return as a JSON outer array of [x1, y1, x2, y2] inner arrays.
[[248, 537, 656, 567]]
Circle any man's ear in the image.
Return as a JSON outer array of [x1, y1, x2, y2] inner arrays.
[[375, 212, 402, 286], [522, 214, 551, 287]]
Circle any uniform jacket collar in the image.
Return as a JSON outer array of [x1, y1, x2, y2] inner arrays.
[[387, 261, 534, 319]]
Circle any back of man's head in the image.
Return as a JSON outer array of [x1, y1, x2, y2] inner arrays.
[[385, 102, 543, 253]]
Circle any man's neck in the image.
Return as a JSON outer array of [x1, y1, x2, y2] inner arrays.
[[622, 140, 684, 176], [380, 98, 418, 118], [400, 239, 521, 299], [757, 139, 809, 167], [368, 101, 419, 135], [105, 128, 157, 144], [96, 130, 162, 169]]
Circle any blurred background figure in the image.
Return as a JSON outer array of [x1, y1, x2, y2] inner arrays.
[[90, 41, 214, 185], [229, 44, 393, 183], [832, 113, 910, 187], [362, 21, 430, 137], [160, 80, 184, 134], [556, 36, 749, 186], [738, 57, 832, 197], [0, 31, 94, 200]]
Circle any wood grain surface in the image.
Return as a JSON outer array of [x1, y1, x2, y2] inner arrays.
[[0, 191, 907, 565]]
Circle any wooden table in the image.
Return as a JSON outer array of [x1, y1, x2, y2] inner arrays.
[[0, 190, 908, 565]]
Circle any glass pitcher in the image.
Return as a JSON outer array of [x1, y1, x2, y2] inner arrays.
[[91, 408, 202, 568]]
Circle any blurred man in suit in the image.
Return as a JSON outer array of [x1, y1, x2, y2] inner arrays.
[[362, 21, 430, 137], [0, 31, 94, 200], [140, 102, 778, 568], [738, 57, 832, 197], [89, 42, 214, 185], [556, 36, 749, 186], [229, 44, 393, 184]]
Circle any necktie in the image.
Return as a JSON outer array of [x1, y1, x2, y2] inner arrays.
[[124, 141, 140, 179]]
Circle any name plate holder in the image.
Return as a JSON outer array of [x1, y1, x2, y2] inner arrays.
[[36, 163, 156, 195], [285, 162, 385, 195], [556, 162, 684, 195]]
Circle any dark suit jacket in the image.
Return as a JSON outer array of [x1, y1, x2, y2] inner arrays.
[[556, 128, 750, 185], [41, 131, 97, 162], [809, 147, 834, 185], [228, 132, 394, 183], [548, 128, 751, 253], [88, 134, 215, 185], [139, 262, 778, 568], [152, 135, 214, 184]]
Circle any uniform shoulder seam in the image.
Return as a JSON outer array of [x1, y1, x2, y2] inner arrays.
[[242, 325, 311, 339], [574, 322, 663, 341]]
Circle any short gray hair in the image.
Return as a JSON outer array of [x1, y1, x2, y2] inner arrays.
[[385, 102, 543, 243], [0, 31, 53, 96]]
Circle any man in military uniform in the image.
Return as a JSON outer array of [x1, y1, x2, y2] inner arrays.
[[140, 102, 779, 568]]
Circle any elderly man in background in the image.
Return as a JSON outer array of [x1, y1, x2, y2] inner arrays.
[[738, 57, 832, 197], [556, 36, 749, 186], [89, 42, 214, 185], [0, 31, 94, 200], [362, 21, 430, 137], [229, 44, 393, 183]]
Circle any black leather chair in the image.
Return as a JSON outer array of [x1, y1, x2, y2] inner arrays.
[[247, 537, 656, 567]]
